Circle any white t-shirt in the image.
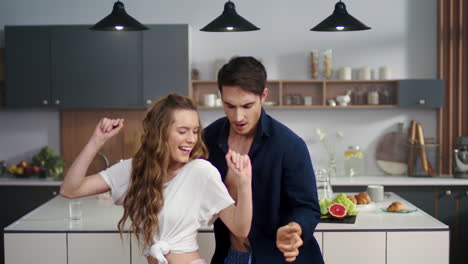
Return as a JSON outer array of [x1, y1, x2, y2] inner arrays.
[[99, 158, 234, 264]]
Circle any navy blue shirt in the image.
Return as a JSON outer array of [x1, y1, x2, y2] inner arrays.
[[204, 109, 324, 264]]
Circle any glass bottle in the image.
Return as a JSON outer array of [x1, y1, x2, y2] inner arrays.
[[344, 145, 365, 178], [379, 85, 390, 105]]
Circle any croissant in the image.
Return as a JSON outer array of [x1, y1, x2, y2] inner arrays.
[[347, 195, 357, 204], [356, 197, 369, 205], [356, 192, 371, 204], [387, 201, 406, 212]]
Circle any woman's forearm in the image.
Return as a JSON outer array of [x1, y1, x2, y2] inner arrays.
[[233, 183, 252, 238], [60, 137, 104, 197]]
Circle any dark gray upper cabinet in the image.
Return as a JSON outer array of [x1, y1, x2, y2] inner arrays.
[[5, 26, 53, 108], [50, 26, 142, 108], [142, 25, 189, 106], [4, 24, 189, 109], [398, 79, 444, 108]]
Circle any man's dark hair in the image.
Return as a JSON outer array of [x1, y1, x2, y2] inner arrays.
[[217, 56, 267, 96]]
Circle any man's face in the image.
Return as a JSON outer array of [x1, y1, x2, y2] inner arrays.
[[221, 86, 267, 136]]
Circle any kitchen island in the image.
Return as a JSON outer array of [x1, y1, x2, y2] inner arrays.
[[4, 192, 448, 264]]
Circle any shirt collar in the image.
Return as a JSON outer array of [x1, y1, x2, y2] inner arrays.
[[216, 108, 271, 151]]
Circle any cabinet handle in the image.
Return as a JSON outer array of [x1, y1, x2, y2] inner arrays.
[[54, 99, 60, 105], [146, 99, 152, 105], [42, 100, 49, 105], [419, 99, 426, 105], [52, 191, 57, 196], [465, 190, 468, 196], [445, 190, 452, 196]]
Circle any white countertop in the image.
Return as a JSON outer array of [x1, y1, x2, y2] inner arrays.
[[0, 176, 62, 186], [316, 192, 448, 232], [5, 195, 125, 232], [2, 175, 468, 187], [5, 192, 448, 233], [330, 175, 468, 186]]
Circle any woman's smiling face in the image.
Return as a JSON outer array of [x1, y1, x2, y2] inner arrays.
[[167, 109, 200, 170]]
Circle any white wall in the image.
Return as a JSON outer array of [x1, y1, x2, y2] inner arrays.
[[0, 0, 438, 176]]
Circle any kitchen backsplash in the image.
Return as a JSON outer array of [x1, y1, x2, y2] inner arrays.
[[199, 108, 437, 176], [0, 108, 437, 177]]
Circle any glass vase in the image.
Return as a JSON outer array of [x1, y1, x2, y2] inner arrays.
[[327, 153, 337, 178]]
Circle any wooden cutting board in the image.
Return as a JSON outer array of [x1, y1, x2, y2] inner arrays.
[[375, 123, 408, 175]]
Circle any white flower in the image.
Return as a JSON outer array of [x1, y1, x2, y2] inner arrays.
[[315, 128, 344, 156], [315, 128, 326, 141], [336, 131, 344, 138]]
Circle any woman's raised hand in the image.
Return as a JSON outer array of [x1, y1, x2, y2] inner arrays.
[[91, 118, 124, 145], [225, 149, 252, 186]]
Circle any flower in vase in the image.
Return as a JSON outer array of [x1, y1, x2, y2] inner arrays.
[[315, 128, 344, 177]]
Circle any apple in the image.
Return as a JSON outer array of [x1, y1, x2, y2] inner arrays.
[[23, 166, 34, 175], [32, 166, 40, 174]]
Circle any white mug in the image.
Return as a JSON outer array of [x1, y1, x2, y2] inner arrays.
[[204, 94, 217, 107], [367, 185, 384, 202]]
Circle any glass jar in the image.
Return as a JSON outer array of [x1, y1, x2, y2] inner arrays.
[[367, 90, 379, 105], [322, 49, 333, 79], [344, 145, 365, 178]]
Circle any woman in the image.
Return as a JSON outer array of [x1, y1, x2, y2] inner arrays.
[[60, 93, 252, 264]]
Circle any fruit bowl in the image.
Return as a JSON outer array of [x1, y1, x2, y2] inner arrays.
[[8, 163, 44, 178]]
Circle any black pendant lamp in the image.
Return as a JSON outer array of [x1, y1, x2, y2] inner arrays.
[[90, 1, 148, 31], [311, 1, 371, 32], [200, 1, 260, 32]]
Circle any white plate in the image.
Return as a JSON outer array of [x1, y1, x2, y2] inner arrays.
[[380, 207, 417, 213], [356, 202, 375, 211]]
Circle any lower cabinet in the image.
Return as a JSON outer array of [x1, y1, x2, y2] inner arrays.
[[387, 231, 449, 264], [314, 232, 323, 252], [197, 231, 216, 261], [195, 231, 324, 262], [0, 186, 60, 264], [457, 191, 468, 264], [4, 230, 448, 264], [131, 232, 220, 263], [334, 185, 468, 264], [323, 232, 386, 264], [131, 235, 148, 264], [196, 231, 323, 262], [67, 233, 130, 264], [4, 233, 67, 264]]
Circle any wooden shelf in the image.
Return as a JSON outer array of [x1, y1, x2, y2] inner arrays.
[[190, 79, 399, 108]]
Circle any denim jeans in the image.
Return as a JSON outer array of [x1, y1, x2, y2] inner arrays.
[[223, 249, 253, 264]]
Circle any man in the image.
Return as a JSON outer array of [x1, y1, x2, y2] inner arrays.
[[204, 56, 324, 264]]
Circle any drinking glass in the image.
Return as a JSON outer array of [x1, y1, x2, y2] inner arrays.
[[69, 200, 82, 221]]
